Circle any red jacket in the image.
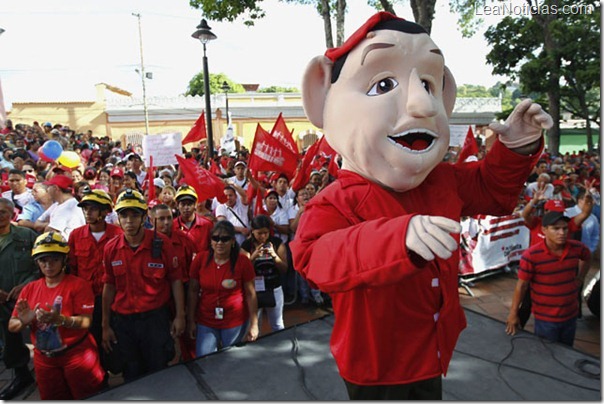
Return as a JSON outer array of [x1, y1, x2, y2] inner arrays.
[[68, 223, 123, 296], [290, 139, 541, 385]]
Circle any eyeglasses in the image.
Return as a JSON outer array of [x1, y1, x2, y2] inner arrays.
[[211, 235, 232, 243]]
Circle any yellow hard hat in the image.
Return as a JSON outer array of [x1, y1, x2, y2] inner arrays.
[[115, 188, 147, 213], [32, 231, 69, 259], [175, 185, 198, 202], [78, 188, 114, 210]]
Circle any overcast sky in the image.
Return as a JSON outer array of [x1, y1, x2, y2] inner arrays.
[[1, 0, 509, 107]]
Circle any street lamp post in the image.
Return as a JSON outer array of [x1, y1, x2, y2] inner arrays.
[[132, 13, 150, 136], [221, 81, 231, 125], [192, 19, 217, 159]]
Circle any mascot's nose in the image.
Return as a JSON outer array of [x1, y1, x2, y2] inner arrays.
[[406, 68, 437, 118]]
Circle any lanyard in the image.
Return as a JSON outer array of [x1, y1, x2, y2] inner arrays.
[[212, 259, 229, 307]]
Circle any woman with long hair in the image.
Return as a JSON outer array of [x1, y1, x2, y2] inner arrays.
[[240, 215, 288, 333], [186, 221, 258, 357]]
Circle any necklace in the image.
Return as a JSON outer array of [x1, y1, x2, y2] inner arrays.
[[214, 257, 229, 269]]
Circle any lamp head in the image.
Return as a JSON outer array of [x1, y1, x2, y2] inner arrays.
[[192, 19, 217, 44], [221, 81, 231, 93]]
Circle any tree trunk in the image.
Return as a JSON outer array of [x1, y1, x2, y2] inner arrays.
[[335, 0, 346, 46], [319, 0, 334, 48], [409, 0, 436, 34], [378, 0, 396, 14]]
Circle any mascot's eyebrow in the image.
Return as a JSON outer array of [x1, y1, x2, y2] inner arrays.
[[361, 42, 394, 65]]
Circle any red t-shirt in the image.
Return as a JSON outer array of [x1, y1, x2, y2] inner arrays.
[[13, 274, 94, 348], [173, 214, 213, 253], [189, 252, 255, 329], [102, 229, 182, 314], [68, 223, 123, 296], [519, 240, 590, 322]]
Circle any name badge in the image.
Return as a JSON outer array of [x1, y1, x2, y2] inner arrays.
[[254, 276, 266, 292], [111, 260, 123, 267], [148, 263, 164, 269]]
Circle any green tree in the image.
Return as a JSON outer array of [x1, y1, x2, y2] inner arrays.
[[185, 73, 245, 97], [484, 0, 600, 154], [257, 86, 300, 93]]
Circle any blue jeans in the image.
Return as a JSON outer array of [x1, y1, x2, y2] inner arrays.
[[196, 322, 247, 357], [534, 317, 577, 346]]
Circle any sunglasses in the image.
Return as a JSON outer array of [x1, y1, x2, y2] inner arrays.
[[211, 235, 232, 243]]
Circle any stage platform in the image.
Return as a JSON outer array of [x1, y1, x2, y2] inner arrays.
[[90, 309, 601, 401]]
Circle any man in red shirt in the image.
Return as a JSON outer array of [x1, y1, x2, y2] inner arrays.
[[290, 12, 553, 400], [68, 188, 122, 372], [101, 189, 185, 382], [172, 185, 213, 253], [150, 203, 197, 361], [506, 211, 590, 346]]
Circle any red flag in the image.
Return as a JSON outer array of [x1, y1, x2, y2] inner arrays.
[[270, 113, 299, 155], [248, 124, 299, 180], [147, 156, 156, 201], [175, 154, 227, 203], [209, 159, 223, 176], [254, 189, 269, 217], [182, 112, 207, 145], [456, 126, 479, 164], [291, 138, 322, 192]]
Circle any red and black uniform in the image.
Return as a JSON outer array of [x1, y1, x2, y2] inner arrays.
[[173, 214, 213, 253], [13, 275, 104, 400], [102, 229, 182, 381], [291, 140, 540, 386], [519, 239, 590, 322], [189, 252, 255, 329]]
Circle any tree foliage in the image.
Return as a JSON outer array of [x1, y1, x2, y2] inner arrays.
[[185, 73, 246, 97], [257, 86, 300, 93]]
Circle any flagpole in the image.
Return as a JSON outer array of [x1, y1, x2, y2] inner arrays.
[[132, 13, 150, 137]]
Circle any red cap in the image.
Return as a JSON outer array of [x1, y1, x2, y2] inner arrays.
[[553, 180, 565, 186], [110, 167, 124, 178], [324, 12, 402, 62], [44, 174, 73, 191], [544, 199, 565, 212]]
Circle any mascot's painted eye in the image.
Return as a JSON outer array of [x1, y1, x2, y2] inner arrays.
[[367, 78, 399, 96]]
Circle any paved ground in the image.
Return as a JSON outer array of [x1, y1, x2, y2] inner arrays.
[[1, 258, 600, 400]]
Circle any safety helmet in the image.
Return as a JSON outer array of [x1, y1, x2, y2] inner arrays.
[[115, 188, 147, 213], [175, 185, 198, 203], [32, 231, 69, 259], [78, 188, 113, 211]]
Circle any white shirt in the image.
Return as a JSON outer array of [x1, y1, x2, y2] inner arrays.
[[2, 189, 34, 210], [47, 197, 86, 240], [524, 182, 554, 199], [266, 205, 290, 244]]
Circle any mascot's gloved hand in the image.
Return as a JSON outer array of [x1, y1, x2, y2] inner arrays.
[[489, 98, 553, 149], [406, 215, 461, 261]]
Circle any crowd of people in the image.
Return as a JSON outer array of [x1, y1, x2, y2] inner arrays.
[[0, 117, 600, 399]]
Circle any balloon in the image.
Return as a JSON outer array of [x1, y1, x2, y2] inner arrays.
[[57, 151, 81, 169], [41, 140, 63, 161], [38, 149, 55, 163]]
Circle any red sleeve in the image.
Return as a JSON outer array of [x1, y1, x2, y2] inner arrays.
[[455, 138, 544, 217], [189, 253, 203, 283], [67, 229, 78, 276], [162, 237, 183, 282], [291, 195, 425, 294]]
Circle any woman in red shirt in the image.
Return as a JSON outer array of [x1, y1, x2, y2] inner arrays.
[[187, 221, 258, 357], [8, 232, 105, 400]]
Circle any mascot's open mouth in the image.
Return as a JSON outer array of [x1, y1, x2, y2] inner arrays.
[[387, 129, 438, 153]]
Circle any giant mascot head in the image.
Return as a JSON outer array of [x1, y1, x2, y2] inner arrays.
[[302, 12, 456, 192]]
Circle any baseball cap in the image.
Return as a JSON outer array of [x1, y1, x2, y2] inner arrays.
[[110, 167, 124, 178], [153, 178, 165, 188], [544, 199, 565, 212], [542, 211, 570, 227], [128, 153, 142, 161], [44, 175, 73, 191], [234, 161, 247, 168], [43, 122, 52, 128]]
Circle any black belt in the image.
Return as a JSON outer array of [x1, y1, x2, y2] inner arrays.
[[38, 332, 89, 358]]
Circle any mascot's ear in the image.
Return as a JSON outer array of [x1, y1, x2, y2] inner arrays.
[[302, 55, 333, 129], [443, 66, 457, 118]]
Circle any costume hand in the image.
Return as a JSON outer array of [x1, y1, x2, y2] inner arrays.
[[489, 99, 553, 149], [406, 215, 461, 261], [505, 313, 520, 336], [102, 325, 118, 353], [15, 299, 36, 326]]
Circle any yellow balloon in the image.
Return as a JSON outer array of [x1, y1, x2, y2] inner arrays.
[[57, 151, 81, 169]]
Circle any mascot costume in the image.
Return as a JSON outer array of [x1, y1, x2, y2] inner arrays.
[[290, 12, 553, 400]]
